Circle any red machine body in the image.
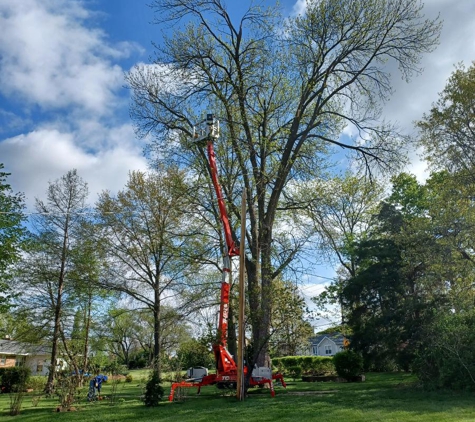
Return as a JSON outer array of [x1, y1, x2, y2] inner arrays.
[[168, 115, 286, 401]]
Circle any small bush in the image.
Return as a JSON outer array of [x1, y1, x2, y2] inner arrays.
[[176, 339, 215, 369], [333, 350, 363, 379], [129, 357, 147, 369], [0, 367, 31, 393], [309, 357, 335, 375], [288, 365, 302, 381], [272, 360, 284, 374], [125, 374, 133, 383], [280, 356, 298, 368], [143, 371, 164, 407], [26, 376, 47, 391], [55, 371, 80, 411], [0, 367, 31, 416]]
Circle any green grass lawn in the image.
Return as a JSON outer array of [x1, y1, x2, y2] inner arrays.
[[1, 372, 474, 421]]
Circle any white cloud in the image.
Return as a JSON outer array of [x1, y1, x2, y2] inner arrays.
[[405, 149, 430, 183], [292, 0, 307, 16], [381, 0, 475, 134], [300, 282, 329, 301], [0, 128, 148, 209], [0, 0, 149, 210], [0, 0, 141, 115]]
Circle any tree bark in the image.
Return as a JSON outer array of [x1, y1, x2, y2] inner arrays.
[[45, 214, 69, 394]]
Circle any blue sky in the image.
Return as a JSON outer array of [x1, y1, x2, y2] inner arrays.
[[0, 0, 304, 209], [1, 0, 475, 317], [2, 0, 474, 205]]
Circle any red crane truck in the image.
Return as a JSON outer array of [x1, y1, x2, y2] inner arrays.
[[168, 114, 286, 401]]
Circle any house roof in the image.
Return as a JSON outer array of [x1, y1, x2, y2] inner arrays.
[[0, 340, 50, 356], [309, 333, 346, 348]]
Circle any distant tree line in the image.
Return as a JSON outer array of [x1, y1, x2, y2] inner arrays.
[[314, 63, 475, 390]]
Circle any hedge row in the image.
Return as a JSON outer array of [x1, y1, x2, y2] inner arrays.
[[272, 356, 335, 376]]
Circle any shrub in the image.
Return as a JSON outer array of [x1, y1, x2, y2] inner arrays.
[[272, 359, 284, 374], [310, 357, 335, 375], [413, 310, 475, 390], [0, 367, 31, 393], [301, 356, 314, 373], [125, 374, 133, 383], [129, 357, 147, 369], [143, 371, 164, 407], [0, 367, 31, 416], [333, 350, 363, 379], [26, 376, 47, 391], [280, 356, 298, 368], [287, 365, 302, 381], [55, 371, 80, 411]]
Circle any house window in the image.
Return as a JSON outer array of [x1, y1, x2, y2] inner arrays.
[[15, 356, 25, 367], [312, 346, 318, 355], [325, 345, 332, 355], [0, 355, 5, 365]]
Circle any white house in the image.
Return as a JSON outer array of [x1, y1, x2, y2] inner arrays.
[[309, 333, 348, 357], [0, 339, 55, 376]]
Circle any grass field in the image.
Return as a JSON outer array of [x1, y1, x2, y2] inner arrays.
[[1, 372, 474, 421]]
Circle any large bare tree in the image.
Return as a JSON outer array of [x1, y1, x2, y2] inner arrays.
[[127, 0, 441, 366]]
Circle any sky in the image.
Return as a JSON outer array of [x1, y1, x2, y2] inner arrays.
[[1, 0, 475, 321]]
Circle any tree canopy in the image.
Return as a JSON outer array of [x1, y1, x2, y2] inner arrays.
[[96, 167, 202, 377], [18, 169, 90, 392], [128, 0, 441, 366], [417, 62, 475, 176], [0, 164, 27, 313]]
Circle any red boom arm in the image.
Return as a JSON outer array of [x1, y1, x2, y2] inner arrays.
[[206, 140, 239, 347], [207, 141, 240, 258]]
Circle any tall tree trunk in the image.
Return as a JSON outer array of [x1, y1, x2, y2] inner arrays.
[[246, 257, 260, 365], [227, 304, 237, 359], [257, 236, 273, 368], [153, 289, 161, 378], [45, 291, 62, 394], [82, 293, 92, 385], [45, 216, 69, 394]]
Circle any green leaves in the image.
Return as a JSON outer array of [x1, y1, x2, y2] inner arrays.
[[417, 62, 475, 174], [0, 164, 27, 312]]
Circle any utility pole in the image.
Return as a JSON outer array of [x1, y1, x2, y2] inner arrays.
[[237, 190, 246, 401]]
